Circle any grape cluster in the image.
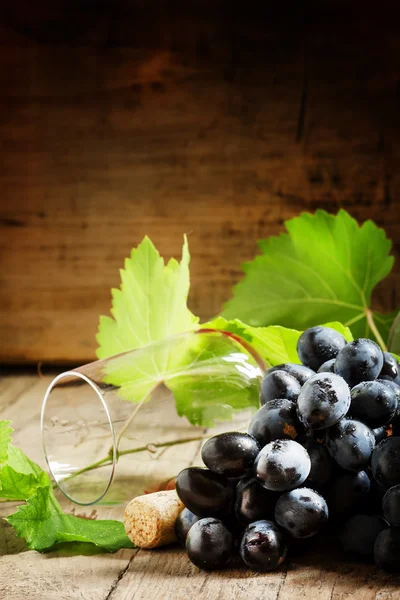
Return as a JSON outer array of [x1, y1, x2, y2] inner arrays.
[[174, 327, 400, 573]]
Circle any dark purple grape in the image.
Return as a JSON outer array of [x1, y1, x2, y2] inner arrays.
[[275, 488, 328, 539], [372, 437, 400, 489], [239, 520, 287, 572], [235, 477, 279, 524], [175, 508, 201, 546], [334, 339, 384, 388], [326, 470, 371, 520], [175, 467, 235, 518], [381, 379, 400, 403], [265, 363, 315, 386], [254, 440, 311, 492], [260, 370, 301, 405], [349, 380, 398, 428], [374, 528, 400, 572], [318, 359, 336, 373], [326, 419, 375, 471], [382, 380, 400, 434], [248, 399, 302, 446], [186, 518, 234, 570], [301, 439, 334, 490], [339, 514, 386, 556], [297, 326, 347, 371], [372, 427, 388, 444], [382, 484, 400, 526], [379, 352, 399, 381], [201, 432, 260, 479], [296, 372, 351, 430]]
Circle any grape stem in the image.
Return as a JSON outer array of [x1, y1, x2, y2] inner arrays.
[[365, 308, 387, 352], [51, 432, 216, 489]]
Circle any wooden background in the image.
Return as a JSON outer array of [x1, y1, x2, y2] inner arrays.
[[1, 1, 400, 364]]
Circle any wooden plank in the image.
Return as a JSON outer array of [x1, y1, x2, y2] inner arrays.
[[0, 375, 38, 414], [107, 544, 400, 600], [0, 2, 399, 363], [109, 548, 286, 600]]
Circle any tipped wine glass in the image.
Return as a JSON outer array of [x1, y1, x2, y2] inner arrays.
[[41, 330, 263, 505]]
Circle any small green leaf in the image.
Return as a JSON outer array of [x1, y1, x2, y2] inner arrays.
[[0, 420, 12, 465], [204, 317, 353, 367], [0, 444, 50, 501], [315, 322, 354, 342], [223, 210, 394, 344], [0, 465, 49, 501], [6, 444, 45, 479], [1, 421, 134, 553], [203, 317, 301, 366], [6, 486, 134, 553]]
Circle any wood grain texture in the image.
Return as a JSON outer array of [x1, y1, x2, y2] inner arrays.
[[1, 373, 400, 599], [0, 1, 400, 363], [108, 546, 400, 600]]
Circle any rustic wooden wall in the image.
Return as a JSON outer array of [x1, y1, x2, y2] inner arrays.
[[1, 1, 400, 363]]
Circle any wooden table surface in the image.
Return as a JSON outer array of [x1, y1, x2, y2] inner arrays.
[[1, 373, 400, 600]]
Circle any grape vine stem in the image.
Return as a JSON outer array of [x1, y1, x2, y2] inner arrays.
[[52, 433, 215, 488], [365, 308, 387, 352]]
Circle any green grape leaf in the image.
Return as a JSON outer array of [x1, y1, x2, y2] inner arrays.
[[0, 420, 134, 553], [6, 486, 134, 553], [97, 236, 199, 406], [0, 420, 12, 465], [223, 210, 395, 344]]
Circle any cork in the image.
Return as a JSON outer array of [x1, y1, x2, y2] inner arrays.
[[124, 489, 184, 548]]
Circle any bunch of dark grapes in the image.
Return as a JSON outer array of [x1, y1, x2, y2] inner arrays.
[[174, 326, 400, 573]]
